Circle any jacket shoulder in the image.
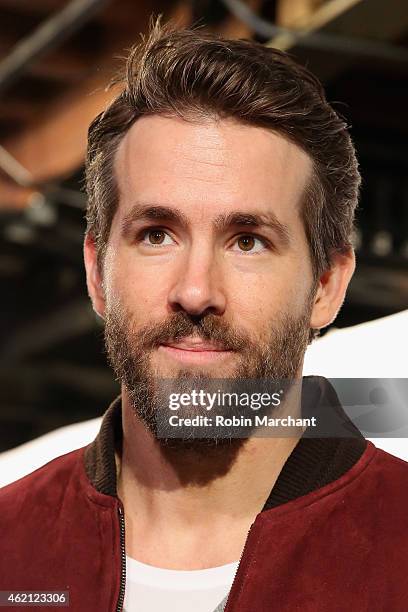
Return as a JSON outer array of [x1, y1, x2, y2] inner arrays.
[[370, 443, 408, 484], [0, 447, 86, 515]]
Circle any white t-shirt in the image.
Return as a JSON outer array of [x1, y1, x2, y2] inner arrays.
[[123, 555, 239, 612]]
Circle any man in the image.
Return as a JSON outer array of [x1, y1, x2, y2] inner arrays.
[[1, 18, 408, 612]]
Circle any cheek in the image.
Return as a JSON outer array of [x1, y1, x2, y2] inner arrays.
[[104, 246, 172, 319], [227, 257, 312, 325]]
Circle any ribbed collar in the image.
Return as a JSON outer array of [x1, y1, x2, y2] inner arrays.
[[263, 376, 367, 509], [84, 376, 367, 507]]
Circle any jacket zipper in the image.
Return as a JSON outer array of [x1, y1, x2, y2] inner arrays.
[[222, 521, 256, 611], [116, 504, 126, 612]]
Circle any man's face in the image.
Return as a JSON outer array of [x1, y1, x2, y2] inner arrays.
[[100, 115, 316, 432]]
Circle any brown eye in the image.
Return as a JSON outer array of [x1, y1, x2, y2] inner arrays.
[[237, 235, 255, 251], [148, 230, 166, 244]]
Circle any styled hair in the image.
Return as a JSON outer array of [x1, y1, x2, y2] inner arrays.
[[85, 15, 361, 280]]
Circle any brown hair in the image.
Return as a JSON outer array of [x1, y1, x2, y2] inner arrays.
[[85, 15, 361, 281]]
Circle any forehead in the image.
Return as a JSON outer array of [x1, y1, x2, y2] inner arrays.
[[113, 114, 312, 232]]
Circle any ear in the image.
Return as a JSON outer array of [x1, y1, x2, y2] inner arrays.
[[83, 233, 106, 320], [310, 248, 355, 331]]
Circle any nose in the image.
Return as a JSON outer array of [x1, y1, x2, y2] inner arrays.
[[167, 245, 227, 317]]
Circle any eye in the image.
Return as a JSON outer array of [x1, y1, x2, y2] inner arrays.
[[139, 228, 174, 247], [232, 234, 268, 254]]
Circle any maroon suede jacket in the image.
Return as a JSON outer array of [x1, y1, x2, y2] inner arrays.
[[1, 377, 408, 611]]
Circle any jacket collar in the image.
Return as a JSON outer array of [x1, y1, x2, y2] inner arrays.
[[84, 376, 367, 506]]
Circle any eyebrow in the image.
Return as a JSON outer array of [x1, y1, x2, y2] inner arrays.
[[214, 211, 291, 248], [121, 202, 291, 248]]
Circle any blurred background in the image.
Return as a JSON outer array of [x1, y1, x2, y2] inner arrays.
[[0, 0, 407, 453]]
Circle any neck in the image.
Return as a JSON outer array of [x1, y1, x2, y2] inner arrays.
[[116, 383, 303, 568]]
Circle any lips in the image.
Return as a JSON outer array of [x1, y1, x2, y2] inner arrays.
[[161, 339, 228, 352], [157, 336, 234, 365]]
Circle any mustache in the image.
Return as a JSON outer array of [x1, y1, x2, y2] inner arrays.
[[133, 311, 249, 352]]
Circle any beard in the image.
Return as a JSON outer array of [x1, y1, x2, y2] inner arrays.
[[104, 290, 316, 453]]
